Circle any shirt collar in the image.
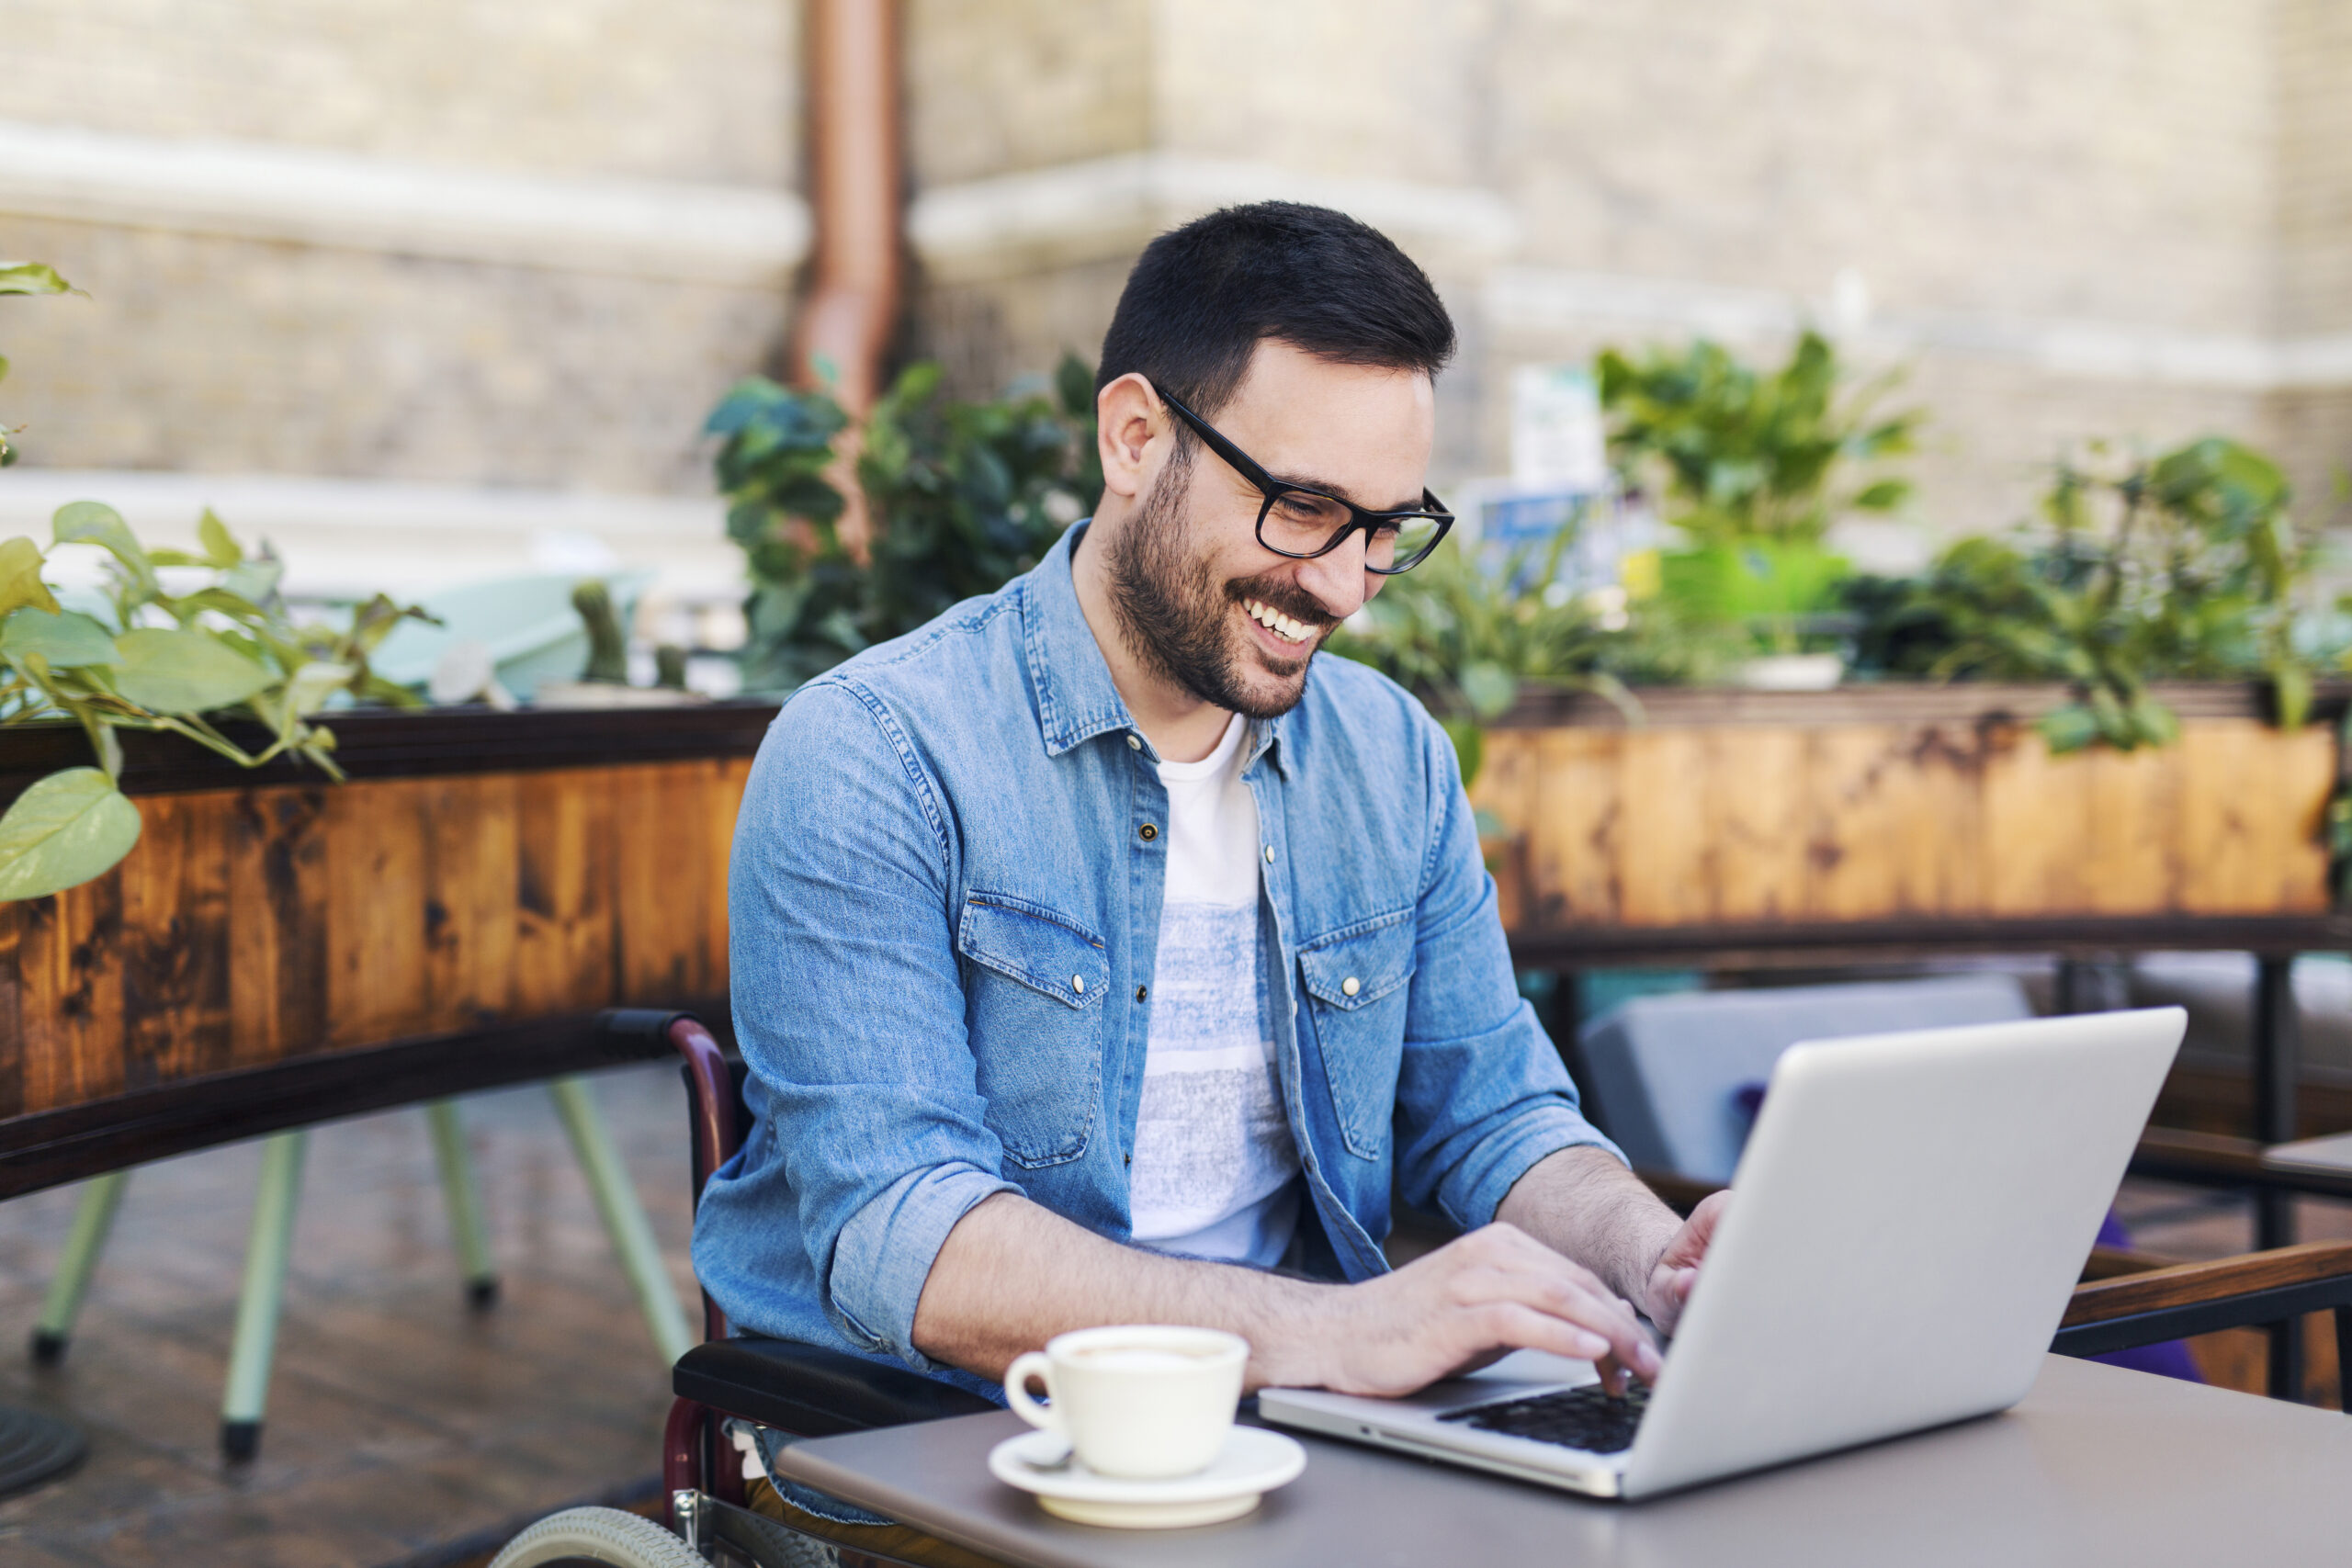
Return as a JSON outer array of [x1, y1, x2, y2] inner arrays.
[[1021, 521, 1293, 779]]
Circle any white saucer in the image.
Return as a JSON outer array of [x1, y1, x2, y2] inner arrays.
[[988, 1427, 1306, 1529]]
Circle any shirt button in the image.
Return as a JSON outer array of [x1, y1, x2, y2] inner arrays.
[[1263, 844, 1274, 863], [1136, 984, 1148, 1002], [1342, 976, 1361, 998], [1071, 975, 1085, 994], [1139, 823, 1158, 841], [1126, 734, 1142, 750]]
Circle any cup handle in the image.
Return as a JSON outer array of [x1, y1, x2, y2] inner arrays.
[[1003, 1351, 1062, 1437]]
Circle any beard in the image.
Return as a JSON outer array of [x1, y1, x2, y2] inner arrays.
[[1102, 444, 1339, 720]]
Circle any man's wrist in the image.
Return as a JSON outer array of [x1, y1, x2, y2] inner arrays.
[[1238, 1274, 1344, 1391]]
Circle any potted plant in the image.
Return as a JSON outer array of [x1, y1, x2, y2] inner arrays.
[[1598, 330, 1921, 690], [708, 355, 1101, 694]]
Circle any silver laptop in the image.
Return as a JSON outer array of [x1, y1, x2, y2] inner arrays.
[[1260, 1007, 2186, 1500]]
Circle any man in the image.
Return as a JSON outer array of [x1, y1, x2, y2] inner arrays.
[[696, 201, 1724, 1536]]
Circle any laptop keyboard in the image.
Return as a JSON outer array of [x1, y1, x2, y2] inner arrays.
[[1437, 1382, 1651, 1453]]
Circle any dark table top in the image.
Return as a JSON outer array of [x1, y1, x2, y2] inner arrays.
[[771, 1356, 2352, 1568]]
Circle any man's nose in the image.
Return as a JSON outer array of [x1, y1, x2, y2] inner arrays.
[[1296, 530, 1372, 623]]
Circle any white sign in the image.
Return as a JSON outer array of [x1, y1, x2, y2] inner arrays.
[[1510, 364, 1608, 492]]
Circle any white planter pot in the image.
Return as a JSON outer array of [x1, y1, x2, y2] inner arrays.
[[1735, 653, 1845, 692]]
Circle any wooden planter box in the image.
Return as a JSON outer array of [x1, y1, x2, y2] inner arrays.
[[0, 705, 775, 1195], [1469, 682, 2346, 965]]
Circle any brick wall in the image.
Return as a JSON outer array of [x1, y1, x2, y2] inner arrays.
[[3, 0, 2346, 548], [0, 0, 797, 502], [911, 0, 2348, 539], [0, 0, 795, 184]]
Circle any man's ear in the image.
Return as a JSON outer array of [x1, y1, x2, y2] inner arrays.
[[1095, 373, 1162, 502]]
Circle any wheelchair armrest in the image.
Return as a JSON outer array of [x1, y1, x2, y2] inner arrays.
[[673, 1336, 998, 1439]]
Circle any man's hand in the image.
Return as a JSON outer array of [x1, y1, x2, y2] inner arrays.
[[1638, 1190, 1727, 1335], [1311, 1222, 1662, 1398]]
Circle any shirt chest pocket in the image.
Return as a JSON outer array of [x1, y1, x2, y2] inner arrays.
[[1298, 911, 1416, 1162], [956, 894, 1108, 1168]]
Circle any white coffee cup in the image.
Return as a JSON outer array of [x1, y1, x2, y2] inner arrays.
[[1003, 1325, 1249, 1480]]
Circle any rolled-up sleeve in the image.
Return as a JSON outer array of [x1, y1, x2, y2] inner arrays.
[[1391, 714, 1626, 1233], [720, 680, 1015, 1369]]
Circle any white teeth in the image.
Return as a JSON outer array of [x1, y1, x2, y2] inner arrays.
[[1246, 599, 1310, 644]]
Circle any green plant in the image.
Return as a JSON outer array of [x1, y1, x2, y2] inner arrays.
[[1598, 330, 1920, 547], [1597, 332, 1917, 660], [1654, 539, 1853, 657], [709, 355, 1102, 692], [1329, 534, 1635, 788], [2, 261, 76, 467], [1857, 437, 2313, 751], [0, 503, 429, 899]]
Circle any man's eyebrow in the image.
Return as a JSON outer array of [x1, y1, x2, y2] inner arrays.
[[1262, 467, 1425, 513]]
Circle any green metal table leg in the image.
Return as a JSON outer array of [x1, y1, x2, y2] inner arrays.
[[425, 1100, 500, 1308], [221, 1130, 307, 1462], [30, 1171, 130, 1365], [548, 1076, 694, 1366]]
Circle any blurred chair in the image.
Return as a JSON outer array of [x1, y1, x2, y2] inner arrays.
[[369, 569, 654, 702], [1577, 975, 2033, 1185]]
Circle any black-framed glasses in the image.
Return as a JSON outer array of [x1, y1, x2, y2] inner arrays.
[[1159, 389, 1453, 575]]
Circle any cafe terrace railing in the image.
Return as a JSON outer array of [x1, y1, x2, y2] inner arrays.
[[0, 704, 774, 1199]]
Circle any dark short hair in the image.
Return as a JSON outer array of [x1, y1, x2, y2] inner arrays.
[[1094, 202, 1456, 419]]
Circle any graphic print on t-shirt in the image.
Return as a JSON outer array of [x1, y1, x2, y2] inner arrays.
[[1127, 713, 1303, 1268]]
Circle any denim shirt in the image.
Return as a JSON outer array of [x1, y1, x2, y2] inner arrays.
[[692, 523, 1623, 1396]]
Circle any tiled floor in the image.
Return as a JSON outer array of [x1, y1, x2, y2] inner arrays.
[[0, 1063, 696, 1567]]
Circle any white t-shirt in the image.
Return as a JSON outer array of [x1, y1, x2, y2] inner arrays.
[[1126, 712, 1303, 1268]]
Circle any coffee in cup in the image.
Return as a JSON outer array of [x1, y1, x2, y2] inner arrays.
[[1003, 1325, 1249, 1480]]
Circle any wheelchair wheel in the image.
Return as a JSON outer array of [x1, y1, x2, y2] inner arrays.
[[488, 1506, 705, 1568]]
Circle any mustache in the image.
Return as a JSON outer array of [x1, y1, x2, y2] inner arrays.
[[1226, 576, 1338, 632]]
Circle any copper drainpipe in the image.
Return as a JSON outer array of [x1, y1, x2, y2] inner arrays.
[[797, 0, 900, 556]]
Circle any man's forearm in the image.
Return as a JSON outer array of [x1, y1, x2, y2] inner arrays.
[[1495, 1145, 1682, 1306], [910, 1191, 1335, 1390]]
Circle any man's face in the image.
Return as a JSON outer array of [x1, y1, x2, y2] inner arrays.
[[1103, 341, 1437, 719]]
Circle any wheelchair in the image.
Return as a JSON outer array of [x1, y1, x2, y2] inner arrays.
[[490, 1010, 999, 1568]]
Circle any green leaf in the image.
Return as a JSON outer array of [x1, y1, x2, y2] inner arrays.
[[0, 768, 142, 901], [0, 536, 60, 617], [1056, 352, 1097, 420], [52, 501, 157, 597], [221, 556, 285, 605], [1459, 660, 1519, 721], [283, 661, 354, 718], [1441, 718, 1486, 792], [2, 607, 117, 667], [2272, 663, 2313, 732], [2038, 705, 2100, 753], [0, 262, 72, 297], [112, 627, 274, 714], [197, 510, 242, 568]]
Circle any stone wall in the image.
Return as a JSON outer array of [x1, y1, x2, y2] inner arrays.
[[908, 0, 2352, 543], [0, 0, 798, 512], [2271, 0, 2352, 529], [3, 217, 787, 495], [1, 0, 795, 184], [4, 0, 2348, 587]]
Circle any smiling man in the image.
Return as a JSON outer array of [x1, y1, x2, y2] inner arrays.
[[696, 203, 1724, 1534]]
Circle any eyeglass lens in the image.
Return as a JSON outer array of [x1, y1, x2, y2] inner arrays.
[[1258, 491, 1446, 573]]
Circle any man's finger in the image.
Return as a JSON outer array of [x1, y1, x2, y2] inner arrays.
[[1473, 1272, 1661, 1380], [1474, 1301, 1623, 1368]]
